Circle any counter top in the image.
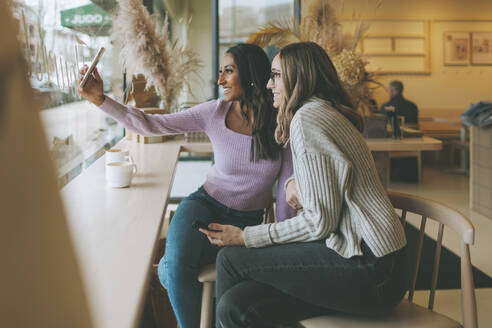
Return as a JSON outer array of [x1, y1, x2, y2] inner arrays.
[[61, 139, 204, 328]]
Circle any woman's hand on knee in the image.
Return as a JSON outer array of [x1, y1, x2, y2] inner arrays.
[[199, 224, 245, 246]]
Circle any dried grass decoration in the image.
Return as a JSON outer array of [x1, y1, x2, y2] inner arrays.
[[248, 0, 382, 116], [114, 0, 202, 111]]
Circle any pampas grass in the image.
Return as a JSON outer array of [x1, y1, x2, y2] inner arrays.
[[247, 24, 295, 49], [113, 0, 201, 110], [247, 0, 354, 58], [247, 0, 378, 115]]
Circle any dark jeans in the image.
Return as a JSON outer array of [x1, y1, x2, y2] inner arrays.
[[215, 240, 408, 328], [157, 187, 264, 328]]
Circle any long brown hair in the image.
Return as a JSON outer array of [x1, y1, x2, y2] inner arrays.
[[275, 42, 363, 145], [227, 44, 281, 161]]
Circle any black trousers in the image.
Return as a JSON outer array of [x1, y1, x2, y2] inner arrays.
[[215, 240, 408, 328]]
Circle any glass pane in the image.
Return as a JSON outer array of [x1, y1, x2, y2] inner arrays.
[[14, 0, 123, 187]]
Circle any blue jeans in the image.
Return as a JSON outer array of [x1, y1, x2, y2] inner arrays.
[[215, 240, 408, 328], [157, 186, 264, 328]]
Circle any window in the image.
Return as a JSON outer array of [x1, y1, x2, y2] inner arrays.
[[219, 0, 294, 47], [217, 0, 295, 97], [14, 0, 123, 187]]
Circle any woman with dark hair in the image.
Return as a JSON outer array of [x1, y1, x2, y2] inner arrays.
[[201, 42, 408, 327], [78, 43, 297, 328]]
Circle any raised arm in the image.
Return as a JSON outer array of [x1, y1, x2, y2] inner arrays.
[[78, 65, 215, 136], [98, 96, 216, 136]]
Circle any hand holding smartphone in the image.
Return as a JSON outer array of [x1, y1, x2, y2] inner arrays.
[[192, 220, 221, 232], [79, 47, 105, 88]]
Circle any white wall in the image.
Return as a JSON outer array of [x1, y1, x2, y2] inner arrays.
[[333, 0, 492, 111]]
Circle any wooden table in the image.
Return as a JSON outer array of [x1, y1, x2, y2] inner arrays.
[[178, 136, 443, 187], [419, 119, 462, 139], [365, 137, 442, 152], [60, 136, 441, 327], [367, 137, 442, 186]]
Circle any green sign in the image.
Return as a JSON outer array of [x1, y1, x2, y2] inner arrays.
[[61, 4, 111, 35]]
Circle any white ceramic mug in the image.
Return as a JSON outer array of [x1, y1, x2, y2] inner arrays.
[[106, 162, 137, 188], [106, 148, 134, 165]]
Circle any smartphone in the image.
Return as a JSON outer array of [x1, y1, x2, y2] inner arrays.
[[79, 47, 105, 88], [192, 220, 221, 232]]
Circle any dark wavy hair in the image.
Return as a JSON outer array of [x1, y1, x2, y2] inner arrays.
[[275, 42, 363, 145], [226, 43, 280, 161]]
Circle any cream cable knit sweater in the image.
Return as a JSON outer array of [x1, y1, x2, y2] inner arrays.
[[243, 98, 406, 258]]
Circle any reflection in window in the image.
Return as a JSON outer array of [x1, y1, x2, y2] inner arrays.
[[14, 0, 123, 187]]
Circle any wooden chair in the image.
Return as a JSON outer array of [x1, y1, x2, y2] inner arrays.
[[298, 191, 478, 328], [197, 200, 276, 328]]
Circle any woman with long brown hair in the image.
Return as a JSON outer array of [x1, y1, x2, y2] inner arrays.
[[79, 43, 296, 328], [200, 42, 408, 327]]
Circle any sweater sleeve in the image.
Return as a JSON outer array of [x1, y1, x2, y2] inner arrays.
[[98, 96, 216, 136], [243, 152, 352, 248]]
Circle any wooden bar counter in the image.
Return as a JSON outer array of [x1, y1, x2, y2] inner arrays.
[[60, 139, 208, 328]]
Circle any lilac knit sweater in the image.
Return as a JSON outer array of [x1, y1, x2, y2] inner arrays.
[[99, 96, 296, 219]]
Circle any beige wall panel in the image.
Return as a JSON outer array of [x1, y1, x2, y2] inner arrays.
[[366, 21, 425, 36], [363, 38, 393, 53], [367, 56, 427, 72], [337, 0, 492, 20], [395, 38, 425, 53], [329, 0, 492, 110], [371, 20, 492, 110]]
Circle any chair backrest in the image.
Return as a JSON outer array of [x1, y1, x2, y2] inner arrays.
[[387, 191, 478, 328]]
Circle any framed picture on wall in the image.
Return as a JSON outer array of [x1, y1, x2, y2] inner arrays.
[[443, 32, 470, 65], [471, 32, 492, 65]]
